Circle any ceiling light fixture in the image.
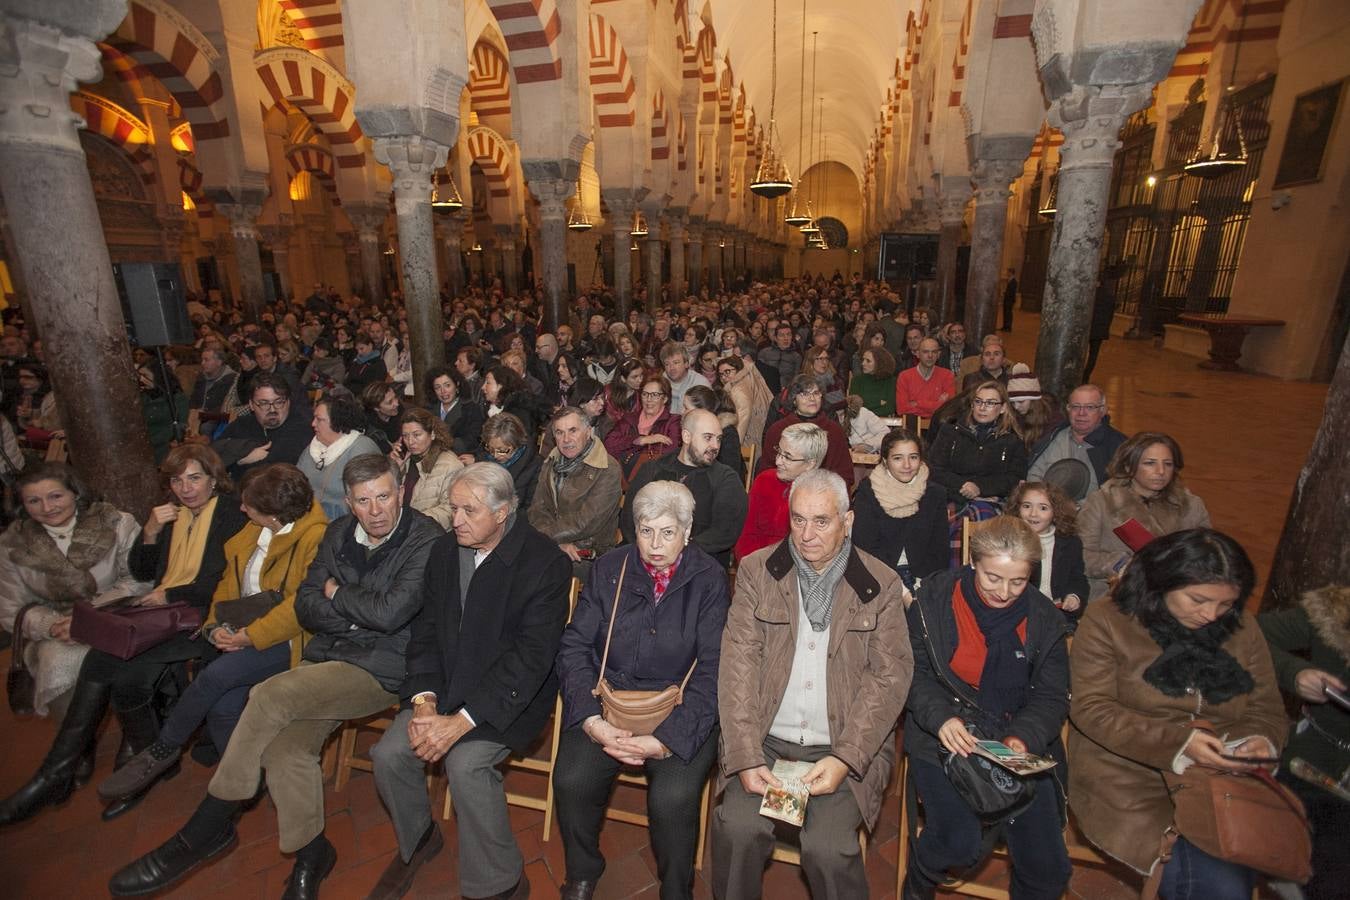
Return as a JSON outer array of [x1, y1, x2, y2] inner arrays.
[[431, 170, 463, 213], [630, 209, 648, 238], [783, 0, 811, 226], [750, 0, 793, 199], [566, 176, 593, 231], [1185, 4, 1250, 179]]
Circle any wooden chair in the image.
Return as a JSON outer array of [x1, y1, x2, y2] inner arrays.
[[333, 704, 403, 790], [961, 517, 973, 566], [770, 827, 867, 866], [598, 769, 713, 870], [443, 578, 583, 841], [740, 443, 757, 491]]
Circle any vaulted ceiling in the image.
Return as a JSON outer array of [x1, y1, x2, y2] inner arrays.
[[706, 0, 915, 187]]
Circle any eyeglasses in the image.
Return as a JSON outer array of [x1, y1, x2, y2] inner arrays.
[[253, 399, 289, 410], [776, 449, 806, 463], [971, 398, 1004, 409], [1067, 403, 1105, 413], [640, 391, 667, 400], [483, 444, 515, 458]]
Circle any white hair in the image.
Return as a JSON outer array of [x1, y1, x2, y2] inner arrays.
[[788, 469, 849, 517], [631, 480, 695, 533], [447, 461, 519, 514], [780, 422, 827, 466]]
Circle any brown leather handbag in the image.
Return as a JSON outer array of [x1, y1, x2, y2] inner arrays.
[[7, 603, 39, 715], [591, 556, 696, 735]]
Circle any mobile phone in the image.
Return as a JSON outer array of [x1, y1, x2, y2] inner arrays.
[[1219, 753, 1280, 764], [1324, 684, 1350, 711]]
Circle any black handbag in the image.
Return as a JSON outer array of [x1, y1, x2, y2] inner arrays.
[[942, 746, 1036, 821], [212, 590, 283, 629], [7, 603, 38, 715]]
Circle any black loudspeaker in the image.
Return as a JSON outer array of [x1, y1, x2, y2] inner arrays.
[[878, 233, 939, 283], [113, 262, 193, 347]]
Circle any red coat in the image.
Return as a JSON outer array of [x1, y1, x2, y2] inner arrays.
[[734, 469, 792, 562], [756, 412, 854, 486], [603, 406, 683, 460]]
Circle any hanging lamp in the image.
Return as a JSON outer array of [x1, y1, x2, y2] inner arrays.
[[750, 0, 793, 198], [783, 0, 811, 224], [815, 132, 831, 249], [470, 240, 482, 252], [1038, 173, 1058, 218], [566, 176, 593, 231], [630, 208, 648, 237], [431, 170, 463, 213], [1185, 6, 1250, 179], [799, 34, 822, 237]]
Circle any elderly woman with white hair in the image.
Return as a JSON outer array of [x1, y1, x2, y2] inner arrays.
[[735, 422, 828, 562], [553, 480, 730, 900]]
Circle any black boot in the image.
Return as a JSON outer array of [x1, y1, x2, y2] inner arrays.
[[72, 746, 97, 789], [102, 699, 179, 822], [0, 677, 110, 826]]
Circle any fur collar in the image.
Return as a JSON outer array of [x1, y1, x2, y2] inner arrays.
[[1302, 585, 1350, 661]]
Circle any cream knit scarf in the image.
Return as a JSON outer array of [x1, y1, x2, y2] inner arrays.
[[868, 462, 930, 519]]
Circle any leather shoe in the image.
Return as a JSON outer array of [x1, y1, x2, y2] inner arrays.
[[560, 880, 596, 900], [108, 825, 237, 896], [101, 760, 181, 821], [467, 874, 530, 900], [366, 824, 443, 900], [0, 769, 76, 827], [282, 839, 337, 900]]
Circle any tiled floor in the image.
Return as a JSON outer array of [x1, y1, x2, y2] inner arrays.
[[0, 315, 1327, 899]]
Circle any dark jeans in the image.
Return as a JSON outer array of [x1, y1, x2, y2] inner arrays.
[[80, 632, 205, 710], [1157, 835, 1252, 900], [553, 726, 718, 900], [159, 642, 291, 752], [909, 756, 1070, 900]]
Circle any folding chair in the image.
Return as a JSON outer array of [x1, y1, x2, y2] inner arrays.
[[740, 443, 757, 491]]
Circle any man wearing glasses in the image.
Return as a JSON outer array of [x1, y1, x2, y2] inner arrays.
[[1027, 383, 1126, 492], [210, 373, 314, 478]]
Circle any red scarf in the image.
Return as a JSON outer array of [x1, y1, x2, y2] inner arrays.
[[641, 553, 682, 604]]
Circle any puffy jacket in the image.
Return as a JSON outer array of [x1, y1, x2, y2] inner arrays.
[[928, 420, 1028, 502]]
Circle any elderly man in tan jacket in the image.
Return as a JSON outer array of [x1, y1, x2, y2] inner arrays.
[[713, 469, 913, 899]]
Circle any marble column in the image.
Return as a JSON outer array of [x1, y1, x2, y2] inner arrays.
[[523, 169, 574, 330], [934, 187, 971, 326], [606, 195, 634, 320], [219, 200, 267, 316], [644, 220, 664, 314], [374, 135, 449, 401], [496, 225, 519, 295], [1034, 85, 1153, 400], [258, 221, 293, 302], [668, 216, 686, 302], [437, 216, 464, 298], [964, 159, 1024, 340], [708, 231, 724, 290], [687, 222, 704, 296], [347, 204, 387, 304], [0, 5, 159, 514]]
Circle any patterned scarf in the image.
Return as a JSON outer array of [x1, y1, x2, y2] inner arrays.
[[551, 437, 594, 494], [789, 535, 852, 632], [642, 552, 682, 604]]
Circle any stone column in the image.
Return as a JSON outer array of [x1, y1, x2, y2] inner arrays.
[[495, 225, 519, 295], [644, 217, 664, 314], [347, 205, 387, 305], [687, 222, 704, 296], [258, 221, 293, 302], [934, 187, 970, 325], [219, 200, 267, 316], [1034, 86, 1153, 399], [964, 159, 1024, 340], [668, 216, 686, 302], [436, 216, 464, 298], [523, 169, 574, 330], [605, 195, 634, 320], [707, 230, 723, 290], [374, 136, 449, 400], [0, 6, 159, 514]]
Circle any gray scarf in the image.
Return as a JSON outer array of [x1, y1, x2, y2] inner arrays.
[[551, 437, 594, 493], [788, 535, 852, 632]]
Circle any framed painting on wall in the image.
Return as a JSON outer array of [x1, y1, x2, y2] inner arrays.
[[1272, 79, 1345, 188]]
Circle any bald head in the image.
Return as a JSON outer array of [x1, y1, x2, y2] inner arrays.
[[679, 408, 723, 468]]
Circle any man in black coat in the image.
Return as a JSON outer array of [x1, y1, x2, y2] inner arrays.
[[109, 455, 441, 900], [369, 462, 570, 900], [619, 409, 747, 567], [211, 373, 313, 479]]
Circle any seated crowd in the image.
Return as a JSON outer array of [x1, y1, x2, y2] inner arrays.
[[0, 272, 1341, 900]]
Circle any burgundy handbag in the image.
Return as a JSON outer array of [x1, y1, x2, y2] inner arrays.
[[69, 598, 203, 661]]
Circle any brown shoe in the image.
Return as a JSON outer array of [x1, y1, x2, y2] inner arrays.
[[366, 824, 444, 900]]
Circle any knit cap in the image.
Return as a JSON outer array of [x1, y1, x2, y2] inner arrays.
[[1006, 363, 1042, 401]]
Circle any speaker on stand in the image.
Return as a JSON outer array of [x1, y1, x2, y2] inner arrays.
[[113, 262, 192, 442]]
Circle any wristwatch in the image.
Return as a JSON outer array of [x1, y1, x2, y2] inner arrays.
[[411, 692, 437, 710]]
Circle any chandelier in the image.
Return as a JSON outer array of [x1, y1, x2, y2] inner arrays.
[[784, 0, 811, 225], [431, 170, 463, 213], [749, 0, 793, 199], [630, 209, 648, 238], [1184, 5, 1250, 179], [799, 40, 823, 238], [1038, 172, 1058, 218], [566, 176, 593, 231]]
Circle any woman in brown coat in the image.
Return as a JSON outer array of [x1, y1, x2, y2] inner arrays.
[[1068, 528, 1287, 899], [1077, 432, 1210, 600]]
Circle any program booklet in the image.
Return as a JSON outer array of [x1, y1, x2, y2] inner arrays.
[[972, 740, 1058, 776], [758, 759, 813, 827]]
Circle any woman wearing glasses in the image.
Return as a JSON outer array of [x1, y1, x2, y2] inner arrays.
[[734, 423, 828, 562], [603, 374, 683, 479], [478, 412, 541, 510]]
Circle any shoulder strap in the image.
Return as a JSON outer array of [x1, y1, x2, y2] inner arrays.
[[9, 603, 38, 674], [593, 555, 628, 693]]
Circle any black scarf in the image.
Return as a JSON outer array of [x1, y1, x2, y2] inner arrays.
[[1141, 613, 1254, 705], [959, 568, 1030, 724]]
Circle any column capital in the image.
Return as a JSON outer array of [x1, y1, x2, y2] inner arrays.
[[1049, 84, 1155, 172], [257, 223, 289, 249], [347, 202, 389, 240], [0, 15, 110, 154], [218, 202, 263, 241], [938, 185, 972, 226], [373, 136, 449, 205], [530, 177, 572, 222], [970, 158, 1025, 206]]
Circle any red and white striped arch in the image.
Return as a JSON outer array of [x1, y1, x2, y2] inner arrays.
[[485, 0, 562, 85], [255, 47, 365, 168], [465, 126, 513, 200], [589, 14, 636, 128], [106, 0, 230, 141], [1169, 0, 1285, 80], [651, 90, 670, 162], [717, 65, 734, 127], [178, 157, 213, 218], [948, 0, 972, 108], [71, 92, 156, 185], [677, 115, 688, 172], [469, 40, 513, 132], [285, 143, 340, 202], [276, 0, 345, 53]]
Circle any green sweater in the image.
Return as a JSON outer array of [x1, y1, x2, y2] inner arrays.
[[849, 372, 897, 417]]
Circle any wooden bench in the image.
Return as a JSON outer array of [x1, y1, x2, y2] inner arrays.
[[1177, 314, 1284, 371]]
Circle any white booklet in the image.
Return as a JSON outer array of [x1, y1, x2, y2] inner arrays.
[[758, 759, 814, 827]]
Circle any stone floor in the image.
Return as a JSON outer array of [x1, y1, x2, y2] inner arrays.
[[0, 314, 1329, 899]]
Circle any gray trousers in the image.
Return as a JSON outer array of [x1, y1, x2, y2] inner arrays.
[[371, 708, 520, 898], [207, 660, 395, 852], [711, 736, 866, 900]]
